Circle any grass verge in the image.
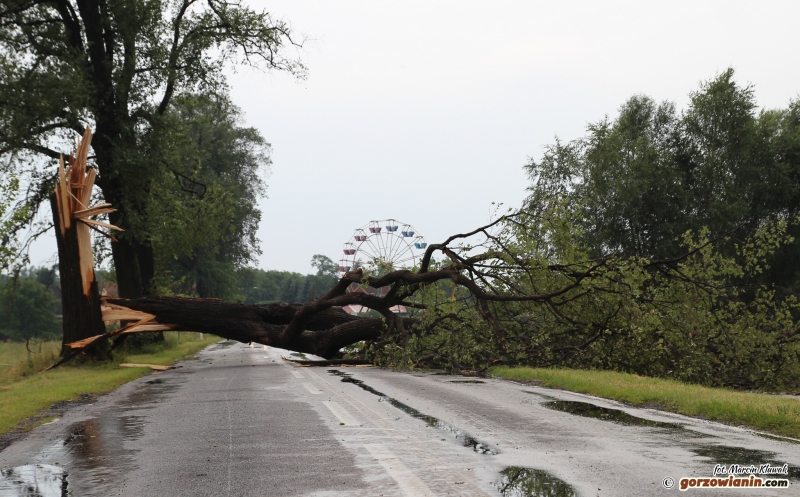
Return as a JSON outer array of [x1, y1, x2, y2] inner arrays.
[[0, 333, 219, 435], [0, 340, 61, 384], [489, 366, 800, 439]]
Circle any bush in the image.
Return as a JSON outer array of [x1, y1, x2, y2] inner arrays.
[[0, 278, 61, 341]]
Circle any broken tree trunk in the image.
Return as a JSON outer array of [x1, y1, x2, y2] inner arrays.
[[60, 216, 531, 359], [60, 212, 615, 362], [52, 128, 122, 357], [70, 297, 392, 359]]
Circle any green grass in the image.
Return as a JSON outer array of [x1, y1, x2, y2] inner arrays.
[[490, 366, 800, 439], [0, 333, 219, 435], [0, 340, 62, 384]]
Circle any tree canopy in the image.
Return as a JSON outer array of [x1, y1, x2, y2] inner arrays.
[[0, 268, 60, 341], [237, 256, 339, 305], [145, 93, 271, 300], [0, 0, 303, 298], [525, 69, 800, 292]]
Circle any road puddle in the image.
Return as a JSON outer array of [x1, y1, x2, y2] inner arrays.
[[448, 380, 486, 384], [495, 466, 577, 497], [35, 412, 147, 494], [0, 464, 67, 497], [687, 444, 800, 481], [2, 375, 177, 495], [328, 370, 498, 455], [545, 400, 800, 481], [543, 400, 681, 429]]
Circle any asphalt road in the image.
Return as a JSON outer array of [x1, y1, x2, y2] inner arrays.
[[1, 340, 799, 496]]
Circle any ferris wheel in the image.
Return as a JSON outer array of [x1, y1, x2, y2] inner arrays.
[[338, 219, 427, 274]]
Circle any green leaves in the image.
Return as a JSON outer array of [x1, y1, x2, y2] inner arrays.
[[525, 69, 800, 279], [371, 207, 800, 390], [0, 0, 304, 297], [0, 276, 60, 341], [0, 176, 29, 272], [145, 93, 269, 299]]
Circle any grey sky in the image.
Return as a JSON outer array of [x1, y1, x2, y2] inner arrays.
[[27, 0, 800, 274]]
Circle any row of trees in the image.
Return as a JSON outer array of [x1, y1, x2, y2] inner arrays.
[[0, 267, 60, 341], [525, 69, 800, 291], [238, 255, 339, 305], [367, 70, 800, 389], [0, 255, 340, 342]]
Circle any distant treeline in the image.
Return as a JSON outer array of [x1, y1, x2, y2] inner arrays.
[[235, 254, 339, 305], [0, 266, 60, 342], [236, 267, 338, 305]]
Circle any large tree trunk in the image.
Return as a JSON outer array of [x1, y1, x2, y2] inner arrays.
[[93, 119, 156, 301], [104, 297, 389, 358], [50, 194, 107, 356], [50, 129, 122, 357], [108, 232, 154, 298], [50, 128, 126, 358]]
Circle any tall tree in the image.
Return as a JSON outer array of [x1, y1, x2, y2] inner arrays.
[[145, 93, 270, 300], [0, 0, 303, 299], [311, 254, 338, 277], [525, 69, 800, 289], [0, 277, 60, 341]]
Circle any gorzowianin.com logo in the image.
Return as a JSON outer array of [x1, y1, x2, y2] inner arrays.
[[665, 462, 793, 491], [677, 475, 789, 491]]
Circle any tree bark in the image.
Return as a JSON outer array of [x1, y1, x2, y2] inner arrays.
[[61, 214, 610, 362], [109, 231, 154, 298], [50, 193, 107, 357], [102, 297, 390, 359]]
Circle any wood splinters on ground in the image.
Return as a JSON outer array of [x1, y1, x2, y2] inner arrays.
[[118, 363, 175, 371]]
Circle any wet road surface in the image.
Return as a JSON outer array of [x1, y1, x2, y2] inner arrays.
[[1, 340, 799, 496]]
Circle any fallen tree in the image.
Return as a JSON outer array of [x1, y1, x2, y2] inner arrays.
[[55, 176, 800, 389], [67, 214, 582, 358]]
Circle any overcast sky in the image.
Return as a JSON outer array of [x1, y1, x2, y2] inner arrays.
[[27, 0, 800, 274]]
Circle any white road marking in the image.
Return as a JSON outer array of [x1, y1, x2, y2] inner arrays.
[[364, 444, 436, 497], [291, 370, 304, 379], [323, 401, 360, 426], [303, 368, 324, 380], [303, 365, 489, 494], [303, 383, 322, 394]]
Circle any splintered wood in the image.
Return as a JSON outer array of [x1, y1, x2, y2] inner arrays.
[[54, 127, 123, 298], [65, 301, 178, 349], [55, 128, 130, 350], [101, 301, 175, 334]]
